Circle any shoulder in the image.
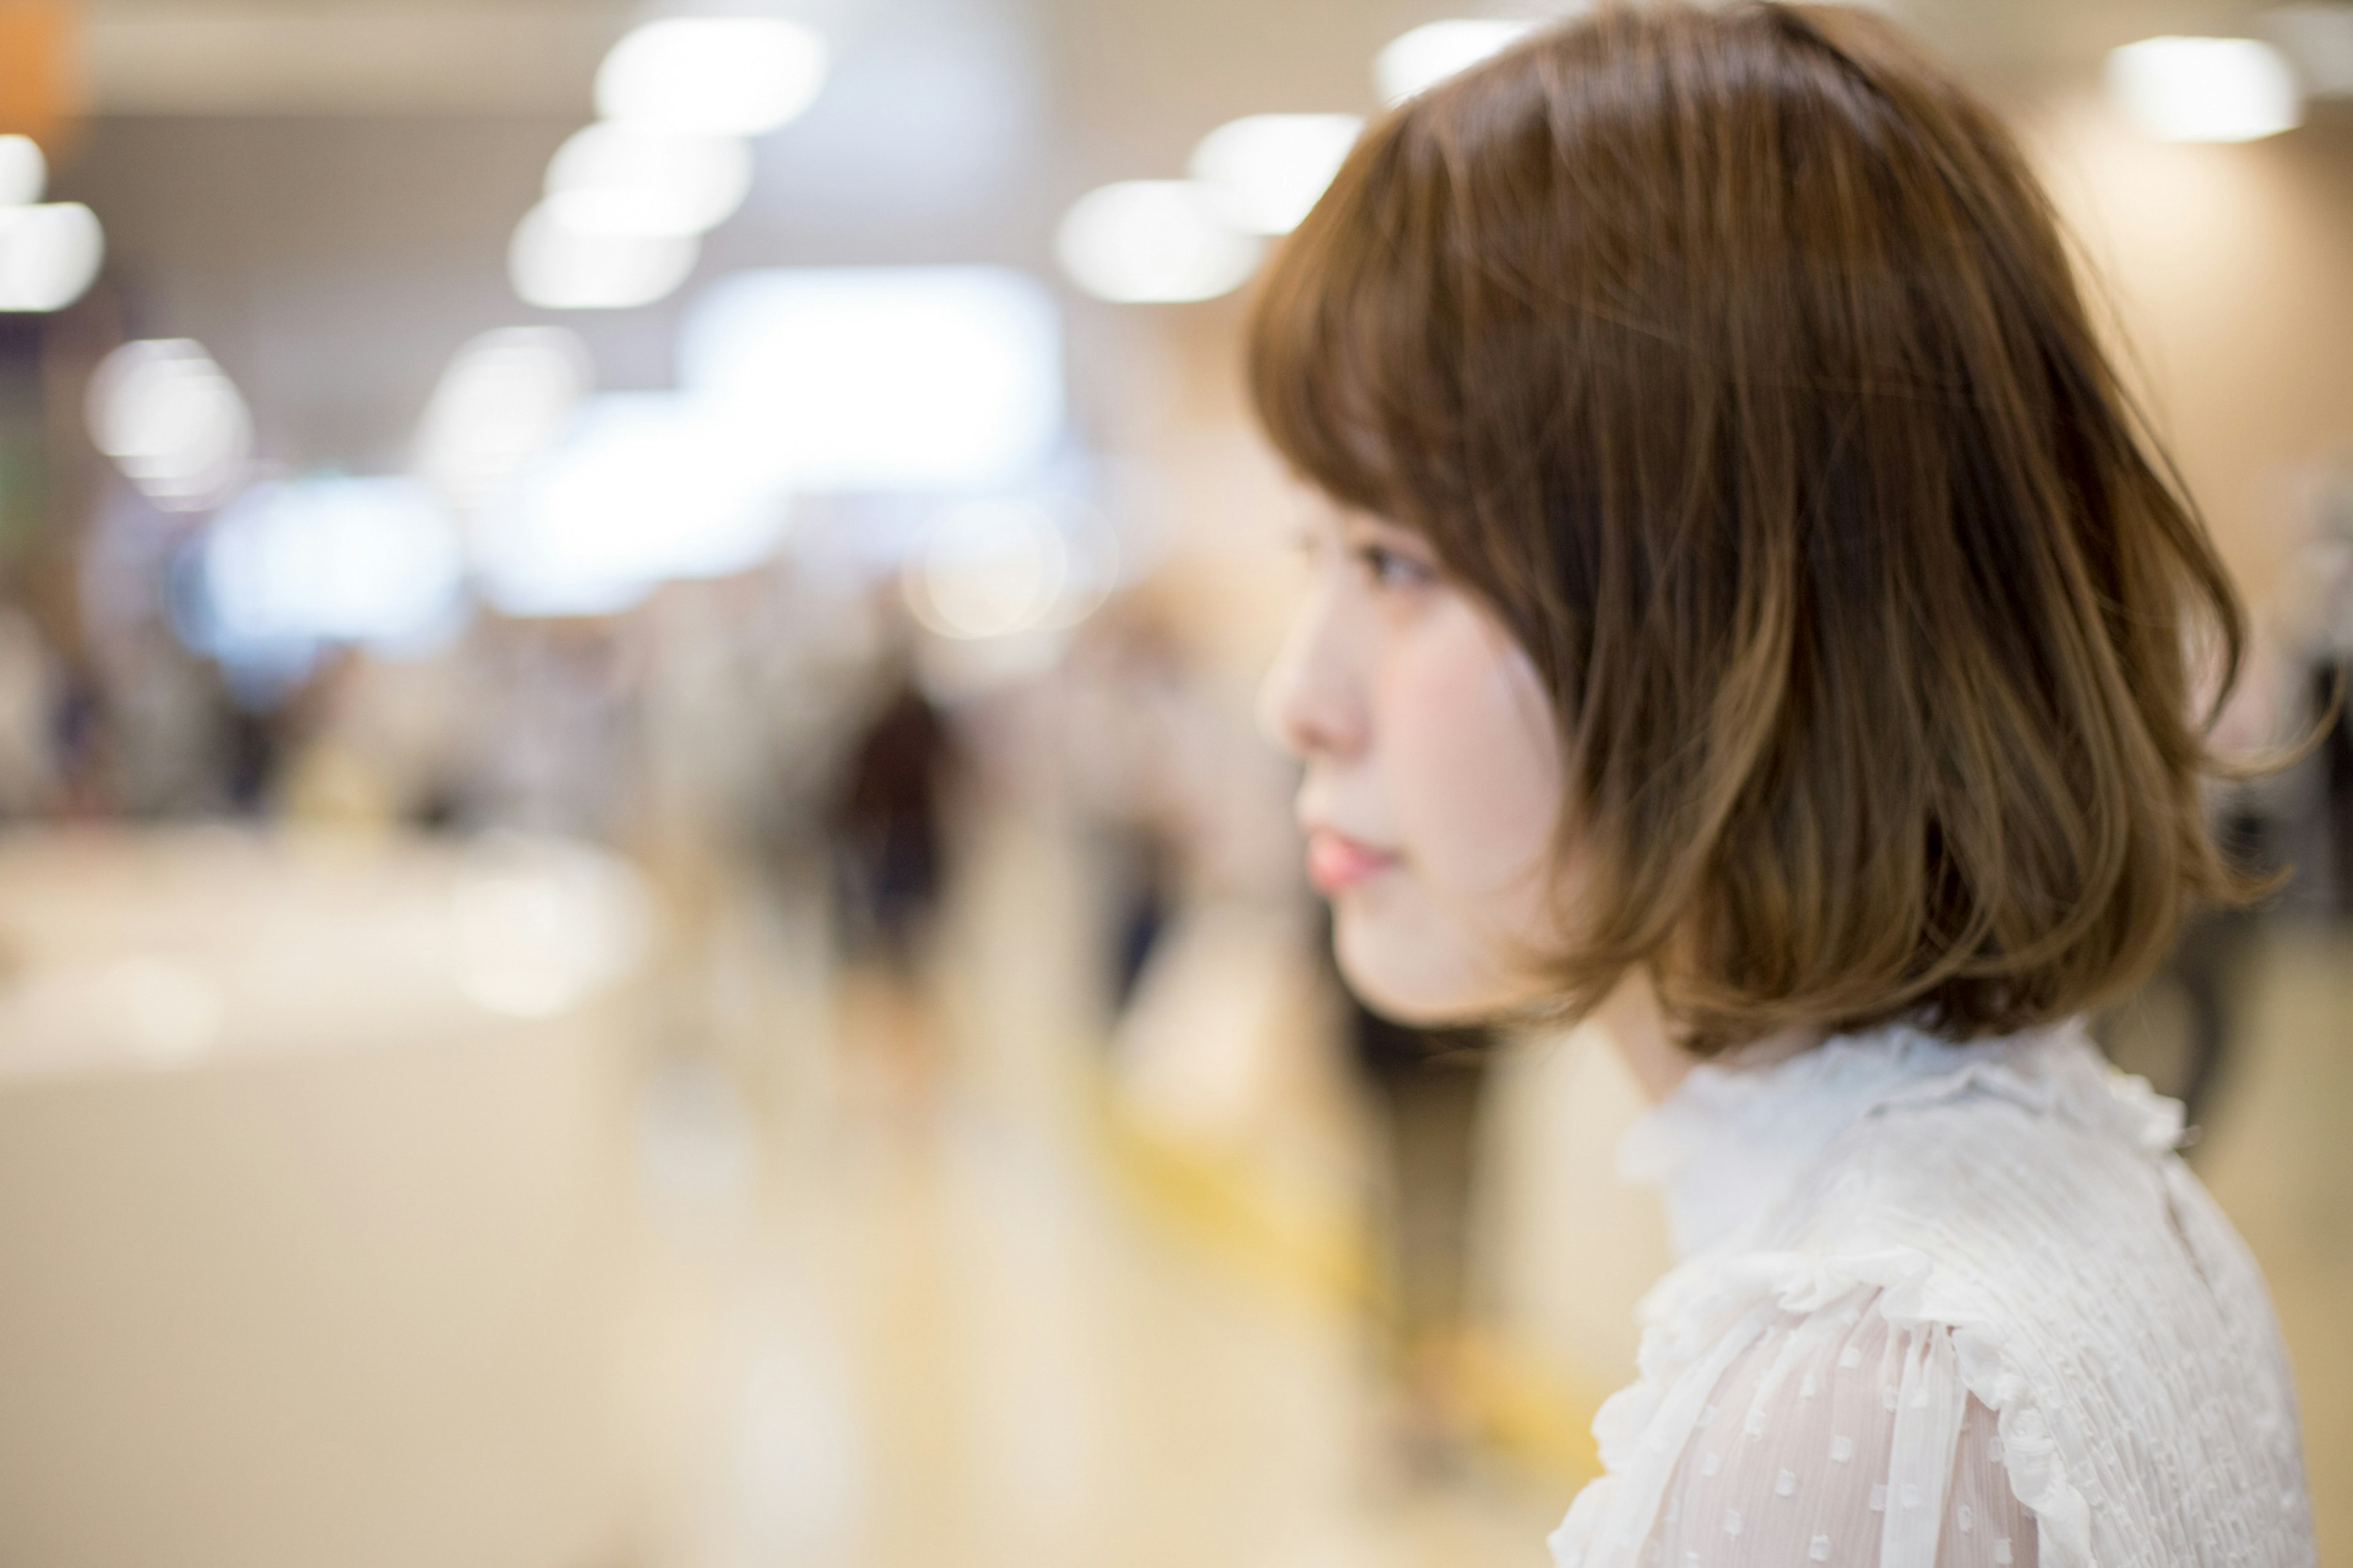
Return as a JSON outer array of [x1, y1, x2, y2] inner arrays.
[[1771, 1056, 2175, 1284], [1556, 1041, 2311, 1568], [1556, 1288, 2030, 1568]]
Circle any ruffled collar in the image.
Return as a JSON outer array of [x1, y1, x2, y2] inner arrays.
[[1618, 1015, 2183, 1260]]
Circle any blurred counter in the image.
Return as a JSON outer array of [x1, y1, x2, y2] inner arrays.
[[0, 827, 646, 1568]]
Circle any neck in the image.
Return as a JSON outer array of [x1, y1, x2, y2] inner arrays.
[[1593, 966, 1694, 1103], [1593, 966, 1826, 1104]]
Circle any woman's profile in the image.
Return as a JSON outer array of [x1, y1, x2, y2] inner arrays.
[[1249, 4, 2314, 1564]]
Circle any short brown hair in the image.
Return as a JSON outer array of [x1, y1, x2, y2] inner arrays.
[[1249, 1, 2276, 1055]]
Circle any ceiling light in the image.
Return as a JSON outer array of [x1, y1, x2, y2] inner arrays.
[[544, 123, 754, 237], [0, 135, 44, 207], [86, 339, 252, 511], [2107, 37, 2303, 142], [510, 203, 699, 310], [413, 327, 591, 510], [1374, 19, 1535, 103], [197, 477, 466, 651], [0, 203, 102, 311], [1055, 181, 1262, 304], [906, 499, 1068, 640], [678, 266, 1064, 492], [471, 393, 786, 617], [1188, 113, 1363, 235], [596, 17, 828, 137]]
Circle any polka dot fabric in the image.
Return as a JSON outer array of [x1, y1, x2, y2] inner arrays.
[[1548, 1020, 2311, 1568], [1644, 1303, 2034, 1567]]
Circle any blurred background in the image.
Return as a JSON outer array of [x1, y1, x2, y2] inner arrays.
[[0, 1, 2346, 1564]]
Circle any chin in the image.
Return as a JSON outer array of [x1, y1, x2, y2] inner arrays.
[[1331, 907, 1505, 1029]]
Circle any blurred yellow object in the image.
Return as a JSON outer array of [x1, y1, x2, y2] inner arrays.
[[279, 737, 399, 833], [0, 0, 83, 151]]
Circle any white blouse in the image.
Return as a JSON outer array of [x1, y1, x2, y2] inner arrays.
[[1547, 1018, 2313, 1568]]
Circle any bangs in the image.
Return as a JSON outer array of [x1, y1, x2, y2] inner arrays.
[[1245, 112, 1467, 539]]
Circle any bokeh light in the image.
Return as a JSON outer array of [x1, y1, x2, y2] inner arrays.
[[544, 124, 754, 238], [0, 203, 104, 312], [595, 17, 829, 137], [1054, 181, 1261, 303], [906, 499, 1069, 640], [509, 203, 700, 311], [2107, 36, 2304, 142], [471, 392, 786, 617], [85, 339, 253, 512], [1374, 19, 1537, 102], [0, 135, 45, 208], [412, 326, 593, 512], [1187, 113, 1363, 235], [680, 266, 1064, 491], [194, 476, 467, 657]]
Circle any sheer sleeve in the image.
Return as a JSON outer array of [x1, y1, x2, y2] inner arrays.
[[1643, 1298, 2037, 1567]]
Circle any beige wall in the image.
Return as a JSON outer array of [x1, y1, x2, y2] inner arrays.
[[2030, 100, 2353, 613]]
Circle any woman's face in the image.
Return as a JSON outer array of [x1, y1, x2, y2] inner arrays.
[[1259, 501, 1569, 1025]]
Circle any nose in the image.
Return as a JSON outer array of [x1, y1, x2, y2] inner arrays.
[[1256, 577, 1364, 762]]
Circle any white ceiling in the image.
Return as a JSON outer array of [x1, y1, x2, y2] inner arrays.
[[70, 0, 2336, 118], [81, 6, 623, 116], [54, 0, 2352, 471]]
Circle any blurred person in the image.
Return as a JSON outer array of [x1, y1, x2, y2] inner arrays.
[[275, 645, 494, 831], [626, 568, 882, 1108], [2089, 627, 2306, 1132], [631, 574, 806, 994], [88, 617, 235, 817], [276, 642, 477, 831], [834, 664, 953, 970], [457, 615, 634, 841], [631, 566, 892, 888], [2278, 506, 2353, 917], [2309, 657, 2353, 915], [0, 605, 61, 816], [1060, 586, 1327, 1148], [827, 642, 963, 1104], [76, 495, 236, 816], [1251, 7, 2315, 1566], [233, 646, 414, 825], [1061, 592, 1227, 1013], [2144, 631, 2297, 1131], [271, 647, 384, 828], [1335, 959, 1494, 1479]]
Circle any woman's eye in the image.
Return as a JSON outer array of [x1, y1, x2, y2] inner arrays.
[[1354, 544, 1433, 589]]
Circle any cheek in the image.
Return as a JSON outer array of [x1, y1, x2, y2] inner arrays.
[[1374, 601, 1563, 901]]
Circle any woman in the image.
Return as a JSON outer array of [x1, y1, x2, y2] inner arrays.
[[1249, 6, 2314, 1566]]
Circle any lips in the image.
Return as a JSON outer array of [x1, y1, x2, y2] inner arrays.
[[1304, 828, 1398, 895]]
